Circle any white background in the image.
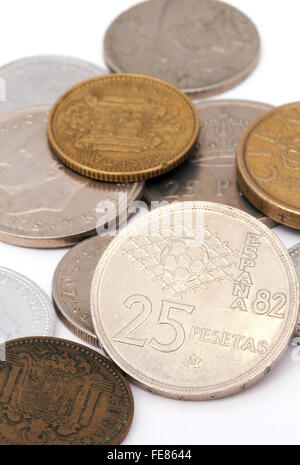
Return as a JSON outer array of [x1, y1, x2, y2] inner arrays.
[[0, 0, 300, 446]]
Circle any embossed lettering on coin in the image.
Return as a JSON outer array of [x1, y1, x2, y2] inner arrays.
[[0, 338, 134, 445], [144, 100, 275, 227], [237, 102, 300, 229], [0, 267, 55, 341], [48, 74, 200, 182], [0, 106, 143, 248], [104, 0, 260, 98], [53, 235, 113, 347], [91, 202, 298, 400]]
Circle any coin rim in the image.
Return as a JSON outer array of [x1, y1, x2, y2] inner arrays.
[[0, 105, 144, 248], [289, 243, 300, 337], [0, 337, 134, 445], [237, 101, 300, 229], [0, 54, 106, 74], [0, 266, 55, 339], [47, 73, 200, 183], [91, 201, 299, 400], [103, 0, 260, 98], [52, 236, 114, 348]]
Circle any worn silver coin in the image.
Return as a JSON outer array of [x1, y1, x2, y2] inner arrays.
[[0, 267, 55, 341], [0, 106, 143, 248], [104, 0, 260, 98], [289, 244, 300, 337], [91, 202, 298, 400], [144, 100, 275, 228], [0, 55, 106, 114], [53, 235, 113, 347]]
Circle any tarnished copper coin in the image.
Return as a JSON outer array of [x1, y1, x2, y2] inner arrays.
[[237, 102, 300, 229], [104, 0, 260, 98], [144, 100, 275, 228], [53, 235, 113, 347], [47, 74, 200, 183], [0, 338, 134, 445], [91, 202, 298, 400], [0, 106, 143, 248]]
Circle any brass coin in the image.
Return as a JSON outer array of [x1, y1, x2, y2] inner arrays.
[[237, 102, 300, 229], [52, 235, 113, 347], [0, 337, 134, 445], [47, 74, 200, 183], [91, 202, 298, 400]]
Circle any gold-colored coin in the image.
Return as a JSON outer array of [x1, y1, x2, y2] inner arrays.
[[48, 73, 200, 183], [237, 102, 300, 229]]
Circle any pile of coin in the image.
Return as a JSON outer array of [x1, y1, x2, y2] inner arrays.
[[0, 0, 300, 445]]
